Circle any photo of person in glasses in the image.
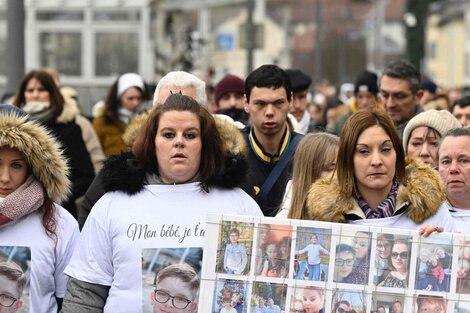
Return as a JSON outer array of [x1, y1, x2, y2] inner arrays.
[[333, 244, 356, 283], [378, 239, 411, 288], [0, 261, 26, 313], [150, 263, 199, 313]]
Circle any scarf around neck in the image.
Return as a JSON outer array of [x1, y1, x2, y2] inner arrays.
[[22, 101, 55, 123], [353, 178, 399, 219], [0, 176, 44, 225]]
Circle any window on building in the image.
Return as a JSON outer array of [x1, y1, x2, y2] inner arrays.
[[39, 32, 82, 76], [95, 32, 139, 76]]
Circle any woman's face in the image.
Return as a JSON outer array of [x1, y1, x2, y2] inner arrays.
[[376, 238, 392, 259], [265, 244, 277, 260], [352, 232, 370, 259], [407, 126, 439, 168], [120, 87, 143, 112], [302, 289, 324, 313], [0, 148, 28, 197], [391, 242, 409, 272], [24, 78, 50, 103], [353, 125, 396, 197], [155, 111, 201, 184], [334, 251, 354, 281]]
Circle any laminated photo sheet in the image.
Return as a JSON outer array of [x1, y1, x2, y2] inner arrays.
[[199, 213, 470, 313]]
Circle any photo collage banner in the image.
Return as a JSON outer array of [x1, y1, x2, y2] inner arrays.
[[199, 213, 470, 313]]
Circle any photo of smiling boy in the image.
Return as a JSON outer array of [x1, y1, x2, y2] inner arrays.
[[334, 244, 356, 283]]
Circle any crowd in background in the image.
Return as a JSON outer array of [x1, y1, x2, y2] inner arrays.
[[1, 58, 470, 313]]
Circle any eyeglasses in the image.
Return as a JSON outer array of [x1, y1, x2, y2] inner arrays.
[[337, 308, 350, 313], [0, 294, 18, 308], [335, 258, 355, 266], [391, 251, 408, 259], [154, 289, 192, 309]]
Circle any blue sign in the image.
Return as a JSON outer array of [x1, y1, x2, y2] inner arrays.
[[216, 33, 234, 51]]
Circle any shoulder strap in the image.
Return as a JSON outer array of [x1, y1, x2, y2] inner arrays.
[[257, 134, 302, 204]]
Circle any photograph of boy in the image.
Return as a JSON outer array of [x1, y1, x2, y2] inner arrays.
[[255, 224, 292, 278], [150, 263, 199, 313], [212, 279, 247, 313], [251, 282, 287, 313], [142, 247, 202, 312], [0, 261, 26, 313], [223, 228, 248, 275], [415, 239, 453, 292], [291, 286, 324, 313], [415, 295, 447, 313], [295, 229, 330, 281], [333, 244, 355, 283]]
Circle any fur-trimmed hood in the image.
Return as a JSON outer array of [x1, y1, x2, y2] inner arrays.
[[305, 157, 446, 224], [56, 92, 80, 124], [0, 112, 71, 202], [100, 114, 249, 194]]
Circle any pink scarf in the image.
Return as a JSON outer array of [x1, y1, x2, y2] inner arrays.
[[0, 176, 44, 225]]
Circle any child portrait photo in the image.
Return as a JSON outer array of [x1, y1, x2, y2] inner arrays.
[[141, 247, 202, 313], [294, 227, 331, 281]]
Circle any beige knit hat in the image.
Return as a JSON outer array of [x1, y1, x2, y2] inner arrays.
[[403, 109, 461, 150]]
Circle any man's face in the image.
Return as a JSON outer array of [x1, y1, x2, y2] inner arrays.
[[380, 75, 422, 124], [0, 276, 23, 313], [245, 87, 290, 138], [452, 105, 470, 126], [290, 90, 308, 121], [392, 301, 403, 313], [438, 136, 470, 207], [218, 92, 244, 110]]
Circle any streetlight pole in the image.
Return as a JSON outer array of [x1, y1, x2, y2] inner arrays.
[[6, 0, 25, 96], [246, 0, 255, 74]]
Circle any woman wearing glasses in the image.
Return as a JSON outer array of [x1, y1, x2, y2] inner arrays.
[[378, 239, 411, 288], [305, 109, 454, 234]]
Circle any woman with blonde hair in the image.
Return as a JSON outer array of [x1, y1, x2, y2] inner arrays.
[[276, 132, 339, 219]]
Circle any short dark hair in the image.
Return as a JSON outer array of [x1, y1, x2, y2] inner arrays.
[[337, 109, 406, 196], [336, 243, 355, 255], [380, 59, 421, 94], [132, 93, 225, 191], [245, 64, 292, 103], [229, 228, 240, 236], [452, 95, 470, 112], [13, 69, 65, 118]]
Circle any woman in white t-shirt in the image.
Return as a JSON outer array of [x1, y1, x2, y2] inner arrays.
[[62, 94, 262, 312], [0, 104, 79, 312]]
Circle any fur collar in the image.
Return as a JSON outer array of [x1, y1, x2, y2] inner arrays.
[[100, 115, 249, 194], [0, 113, 71, 202], [56, 94, 79, 124], [305, 157, 446, 224]]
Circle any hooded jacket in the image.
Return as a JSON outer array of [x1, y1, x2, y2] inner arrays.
[[0, 111, 79, 313], [0, 112, 70, 202], [305, 157, 454, 231]]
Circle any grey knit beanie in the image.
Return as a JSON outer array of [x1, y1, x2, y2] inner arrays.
[[403, 109, 461, 150]]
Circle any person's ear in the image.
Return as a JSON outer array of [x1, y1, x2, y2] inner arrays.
[[150, 290, 156, 305], [244, 94, 250, 113], [188, 302, 198, 313]]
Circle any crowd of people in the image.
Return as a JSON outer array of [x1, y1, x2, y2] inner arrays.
[[0, 57, 469, 312]]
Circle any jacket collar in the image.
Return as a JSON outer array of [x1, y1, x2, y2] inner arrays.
[[248, 126, 290, 163], [306, 157, 445, 224]]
